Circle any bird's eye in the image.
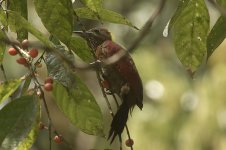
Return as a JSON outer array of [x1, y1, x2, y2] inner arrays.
[[94, 29, 100, 34]]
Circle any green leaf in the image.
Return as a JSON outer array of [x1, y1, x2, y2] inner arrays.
[[207, 16, 226, 58], [21, 77, 32, 95], [75, 8, 138, 29], [0, 95, 40, 150], [217, 0, 226, 7], [9, 0, 28, 41], [0, 9, 7, 27], [8, 0, 27, 18], [53, 81, 104, 136], [45, 44, 76, 89], [171, 0, 209, 72], [0, 10, 7, 64], [0, 79, 22, 104], [80, 0, 103, 12], [0, 49, 5, 65], [0, 31, 6, 64], [168, 0, 190, 31], [7, 11, 54, 48], [46, 39, 103, 135], [69, 36, 93, 62], [34, 0, 73, 45]]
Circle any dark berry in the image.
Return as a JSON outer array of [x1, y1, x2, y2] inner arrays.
[[125, 139, 134, 147], [44, 83, 53, 91]]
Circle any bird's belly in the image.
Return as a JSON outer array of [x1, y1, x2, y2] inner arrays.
[[102, 66, 124, 95]]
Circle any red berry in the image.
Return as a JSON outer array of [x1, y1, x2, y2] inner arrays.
[[28, 48, 38, 58], [21, 39, 29, 49], [44, 77, 53, 84], [16, 57, 27, 64], [44, 83, 53, 91], [8, 48, 18, 56], [125, 139, 134, 147], [54, 135, 62, 144]]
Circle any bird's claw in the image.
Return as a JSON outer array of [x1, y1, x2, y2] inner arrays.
[[120, 83, 130, 96]]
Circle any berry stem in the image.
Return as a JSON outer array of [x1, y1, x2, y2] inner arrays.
[[125, 126, 133, 150], [0, 64, 7, 81], [34, 51, 45, 66], [26, 61, 53, 150], [38, 89, 52, 150], [13, 45, 30, 58]]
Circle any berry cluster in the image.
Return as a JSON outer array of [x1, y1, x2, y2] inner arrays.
[[8, 39, 39, 66], [8, 39, 54, 92], [8, 39, 62, 146]]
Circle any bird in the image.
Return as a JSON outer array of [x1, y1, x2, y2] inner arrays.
[[74, 28, 143, 143]]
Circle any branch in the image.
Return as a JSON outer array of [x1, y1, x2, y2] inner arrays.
[[0, 64, 7, 80], [1, 37, 94, 70], [208, 0, 226, 18], [102, 0, 167, 65], [1, 0, 166, 71]]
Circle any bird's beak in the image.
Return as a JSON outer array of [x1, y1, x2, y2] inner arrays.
[[73, 31, 86, 38], [73, 31, 93, 39], [73, 31, 84, 35]]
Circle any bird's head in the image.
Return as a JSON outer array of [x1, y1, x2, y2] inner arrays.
[[73, 28, 112, 48]]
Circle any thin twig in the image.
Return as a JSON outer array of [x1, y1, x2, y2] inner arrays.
[[208, 0, 226, 17], [103, 0, 167, 66], [1, 36, 95, 70], [125, 126, 133, 150], [128, 0, 166, 53], [96, 73, 114, 117], [27, 60, 52, 150], [9, 39, 53, 150], [34, 51, 45, 66], [0, 64, 7, 80], [40, 89, 52, 150]]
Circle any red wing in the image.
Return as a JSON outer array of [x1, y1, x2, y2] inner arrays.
[[105, 41, 143, 108], [98, 40, 143, 108], [116, 56, 143, 108]]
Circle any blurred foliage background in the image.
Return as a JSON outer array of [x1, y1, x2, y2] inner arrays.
[[1, 0, 226, 150]]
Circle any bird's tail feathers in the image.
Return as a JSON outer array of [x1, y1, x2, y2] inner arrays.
[[108, 102, 129, 144]]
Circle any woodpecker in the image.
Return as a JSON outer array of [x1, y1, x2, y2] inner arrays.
[[74, 28, 143, 143]]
